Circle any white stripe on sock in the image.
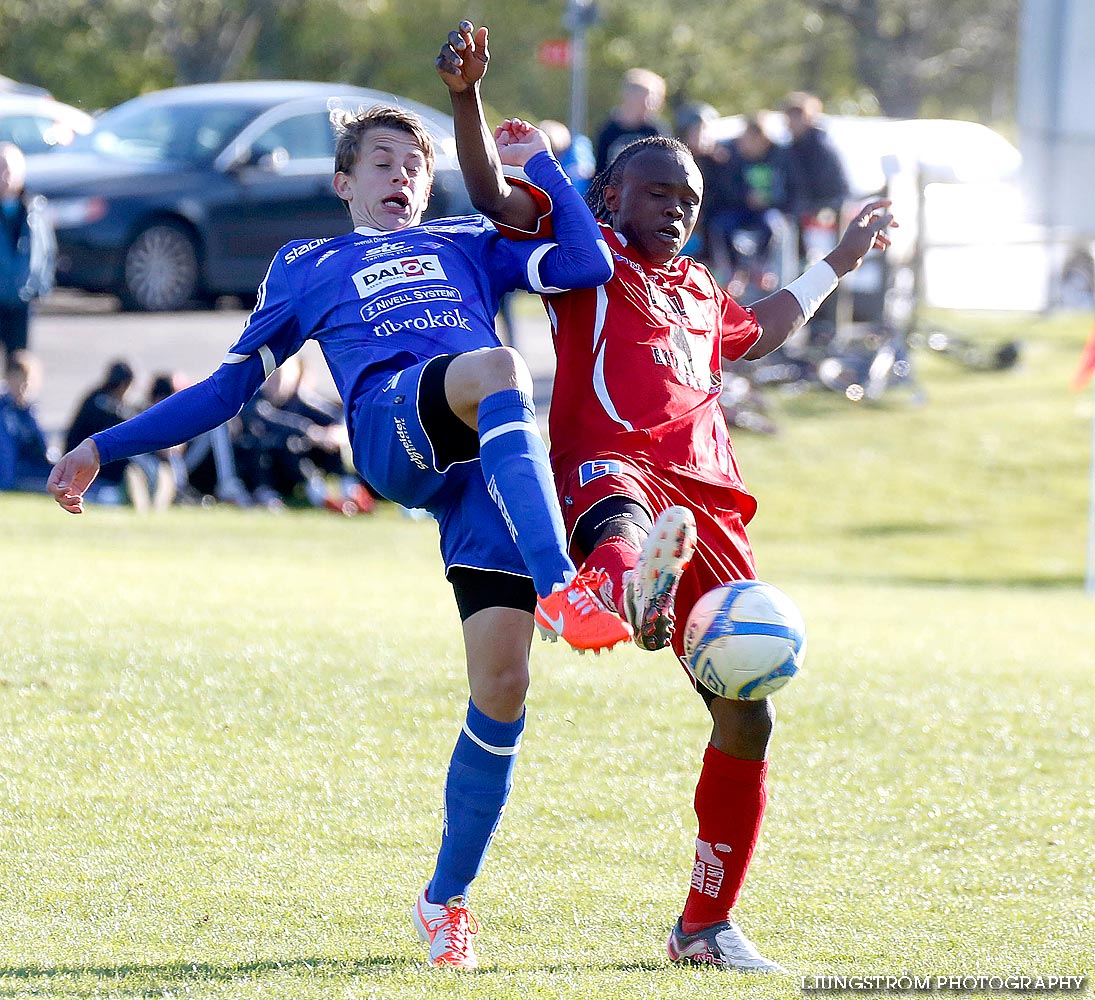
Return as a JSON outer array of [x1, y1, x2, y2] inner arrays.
[[479, 420, 534, 447], [461, 722, 523, 757]]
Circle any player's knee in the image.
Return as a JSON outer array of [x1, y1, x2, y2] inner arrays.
[[592, 515, 647, 551], [475, 346, 533, 396], [473, 661, 530, 718], [709, 695, 775, 757]]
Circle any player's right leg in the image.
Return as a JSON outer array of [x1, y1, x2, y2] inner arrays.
[[621, 504, 697, 651], [565, 465, 696, 651], [440, 349, 629, 653], [351, 352, 627, 653]]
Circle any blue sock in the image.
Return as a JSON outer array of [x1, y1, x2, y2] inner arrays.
[[427, 700, 525, 904], [477, 388, 574, 596]]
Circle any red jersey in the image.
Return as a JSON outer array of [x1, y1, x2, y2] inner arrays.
[[546, 225, 762, 500]]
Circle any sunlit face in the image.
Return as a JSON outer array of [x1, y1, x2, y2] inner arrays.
[[0, 145, 26, 198], [604, 147, 703, 266], [332, 128, 432, 231]]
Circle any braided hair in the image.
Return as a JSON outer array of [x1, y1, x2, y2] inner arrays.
[[584, 135, 693, 223]]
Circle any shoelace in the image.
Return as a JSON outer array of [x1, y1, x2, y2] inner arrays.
[[569, 570, 612, 617], [432, 905, 479, 962]]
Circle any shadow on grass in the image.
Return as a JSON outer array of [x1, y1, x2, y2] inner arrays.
[[843, 521, 961, 537], [0, 955, 669, 994]]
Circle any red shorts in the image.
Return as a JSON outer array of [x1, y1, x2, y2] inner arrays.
[[557, 455, 758, 661]]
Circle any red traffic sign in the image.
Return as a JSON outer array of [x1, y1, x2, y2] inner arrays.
[[538, 39, 572, 68]]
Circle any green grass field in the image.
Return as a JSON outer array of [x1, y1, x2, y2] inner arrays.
[[1, 311, 1093, 998]]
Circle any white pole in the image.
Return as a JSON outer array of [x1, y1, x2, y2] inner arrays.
[[566, 0, 592, 139]]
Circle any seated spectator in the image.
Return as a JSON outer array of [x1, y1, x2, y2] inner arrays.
[[0, 349, 53, 492], [782, 91, 849, 261], [122, 373, 180, 512], [234, 355, 374, 513], [143, 371, 251, 506], [63, 359, 138, 505]]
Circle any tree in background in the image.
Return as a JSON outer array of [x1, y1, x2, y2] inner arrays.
[[0, 0, 1019, 129]]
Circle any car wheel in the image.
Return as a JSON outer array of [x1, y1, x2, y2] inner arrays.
[[120, 223, 200, 311]]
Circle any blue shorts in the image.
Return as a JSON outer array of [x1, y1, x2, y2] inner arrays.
[[350, 357, 531, 581]]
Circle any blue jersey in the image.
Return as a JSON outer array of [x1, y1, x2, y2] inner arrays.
[[232, 213, 556, 447], [92, 151, 611, 469]]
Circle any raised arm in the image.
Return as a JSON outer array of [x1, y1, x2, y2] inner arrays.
[[741, 199, 896, 360], [436, 20, 542, 231]]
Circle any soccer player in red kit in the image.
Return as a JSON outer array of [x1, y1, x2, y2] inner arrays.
[[453, 110, 892, 965], [547, 136, 893, 971]]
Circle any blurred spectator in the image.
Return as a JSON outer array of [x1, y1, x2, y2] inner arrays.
[[594, 68, 667, 173], [234, 355, 374, 513], [63, 359, 139, 505], [142, 371, 251, 506], [782, 92, 849, 263], [783, 92, 849, 337], [676, 101, 734, 269], [0, 349, 52, 491], [539, 119, 595, 197], [718, 116, 789, 296], [0, 142, 55, 366]]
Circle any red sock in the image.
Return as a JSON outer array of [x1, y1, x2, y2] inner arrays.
[[581, 536, 639, 614], [680, 744, 767, 932]]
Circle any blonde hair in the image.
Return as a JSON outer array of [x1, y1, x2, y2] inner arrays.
[[330, 105, 435, 178]]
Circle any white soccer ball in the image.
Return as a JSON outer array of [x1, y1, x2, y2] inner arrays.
[[682, 581, 806, 700]]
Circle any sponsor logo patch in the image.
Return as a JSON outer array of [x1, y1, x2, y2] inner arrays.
[[578, 459, 623, 487], [394, 415, 428, 471], [284, 238, 331, 264], [368, 306, 472, 337], [690, 839, 733, 899], [363, 240, 413, 260], [360, 285, 463, 322], [351, 254, 447, 298]]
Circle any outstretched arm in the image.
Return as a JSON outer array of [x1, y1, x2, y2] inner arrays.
[[436, 20, 542, 231], [742, 199, 896, 360]]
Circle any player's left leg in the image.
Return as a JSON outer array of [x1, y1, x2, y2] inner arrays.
[[667, 692, 785, 972], [665, 494, 786, 972], [415, 571, 535, 970]]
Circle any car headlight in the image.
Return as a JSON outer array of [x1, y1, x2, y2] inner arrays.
[[47, 196, 108, 229]]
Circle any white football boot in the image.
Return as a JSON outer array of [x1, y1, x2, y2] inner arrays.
[[667, 916, 787, 973], [411, 888, 480, 969], [622, 505, 697, 650]]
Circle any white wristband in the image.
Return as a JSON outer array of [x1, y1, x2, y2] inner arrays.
[[784, 260, 839, 321]]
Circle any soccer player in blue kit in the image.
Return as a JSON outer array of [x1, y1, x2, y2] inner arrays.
[[47, 20, 630, 969]]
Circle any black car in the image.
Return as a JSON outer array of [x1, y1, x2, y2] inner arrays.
[[25, 81, 472, 311]]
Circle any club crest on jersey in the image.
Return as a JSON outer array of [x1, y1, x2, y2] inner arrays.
[[351, 255, 448, 298], [578, 459, 623, 486]]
